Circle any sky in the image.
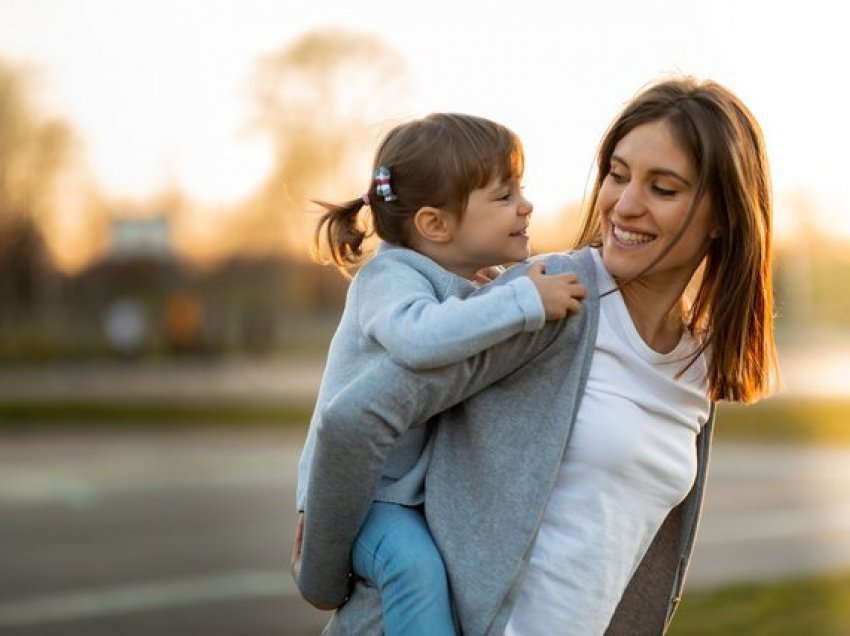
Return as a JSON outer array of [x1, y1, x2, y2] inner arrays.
[[1, 0, 848, 245]]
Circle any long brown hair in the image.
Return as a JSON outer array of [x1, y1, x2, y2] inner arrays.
[[576, 76, 776, 403], [313, 113, 524, 275]]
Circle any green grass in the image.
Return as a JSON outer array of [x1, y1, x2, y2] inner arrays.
[[0, 400, 312, 427], [670, 571, 850, 635], [1, 395, 849, 448], [715, 398, 850, 446]]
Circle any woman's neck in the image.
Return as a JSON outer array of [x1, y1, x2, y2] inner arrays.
[[619, 279, 687, 354]]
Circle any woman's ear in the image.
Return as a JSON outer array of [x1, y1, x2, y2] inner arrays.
[[413, 206, 455, 243]]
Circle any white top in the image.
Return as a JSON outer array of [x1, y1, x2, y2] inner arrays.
[[505, 248, 711, 635]]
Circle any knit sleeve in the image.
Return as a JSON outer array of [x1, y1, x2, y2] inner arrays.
[[358, 257, 545, 370]]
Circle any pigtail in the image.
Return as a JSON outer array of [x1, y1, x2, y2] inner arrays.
[[311, 197, 371, 277], [310, 114, 523, 278]]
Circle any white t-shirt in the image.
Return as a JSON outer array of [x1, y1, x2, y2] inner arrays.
[[505, 248, 711, 635]]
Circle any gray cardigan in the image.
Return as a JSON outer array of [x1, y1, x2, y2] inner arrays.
[[297, 243, 545, 512], [298, 246, 715, 635]]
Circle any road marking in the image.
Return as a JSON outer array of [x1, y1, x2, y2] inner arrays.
[[699, 505, 850, 544], [0, 461, 295, 506], [0, 570, 299, 627]]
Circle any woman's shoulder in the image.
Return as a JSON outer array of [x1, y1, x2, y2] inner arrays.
[[530, 246, 596, 274], [501, 246, 598, 290]]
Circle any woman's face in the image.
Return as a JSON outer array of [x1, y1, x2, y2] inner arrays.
[[597, 119, 717, 289]]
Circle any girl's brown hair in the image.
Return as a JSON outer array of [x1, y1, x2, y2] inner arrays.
[[312, 113, 524, 274], [576, 76, 776, 403]]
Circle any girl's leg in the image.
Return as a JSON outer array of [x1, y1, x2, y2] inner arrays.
[[352, 502, 456, 636]]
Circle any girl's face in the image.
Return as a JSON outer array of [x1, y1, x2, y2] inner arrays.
[[442, 175, 533, 278], [597, 119, 717, 289]]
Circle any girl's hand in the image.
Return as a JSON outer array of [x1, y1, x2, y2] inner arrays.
[[473, 265, 505, 285], [526, 262, 587, 320]]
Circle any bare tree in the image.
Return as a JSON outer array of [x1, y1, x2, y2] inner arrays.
[[0, 60, 73, 337], [225, 29, 409, 257], [0, 61, 72, 236]]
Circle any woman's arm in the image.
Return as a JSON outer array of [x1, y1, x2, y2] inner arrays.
[[296, 315, 569, 607]]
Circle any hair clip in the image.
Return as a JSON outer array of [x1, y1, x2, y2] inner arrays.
[[374, 166, 398, 202]]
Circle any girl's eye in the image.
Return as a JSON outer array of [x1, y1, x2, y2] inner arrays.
[[498, 192, 511, 201], [609, 171, 626, 184]]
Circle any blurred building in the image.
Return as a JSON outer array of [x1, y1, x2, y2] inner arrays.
[[0, 211, 348, 362], [107, 217, 173, 262]]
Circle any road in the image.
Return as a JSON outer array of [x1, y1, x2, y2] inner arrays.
[[0, 427, 324, 636], [1, 429, 850, 635]]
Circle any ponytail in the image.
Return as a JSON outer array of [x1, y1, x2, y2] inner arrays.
[[310, 113, 525, 278], [311, 197, 370, 276]]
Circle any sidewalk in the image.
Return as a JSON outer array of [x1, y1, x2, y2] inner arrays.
[[0, 358, 324, 404], [0, 336, 847, 403]]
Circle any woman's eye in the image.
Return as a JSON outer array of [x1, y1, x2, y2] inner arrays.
[[609, 171, 626, 184], [652, 185, 677, 196]]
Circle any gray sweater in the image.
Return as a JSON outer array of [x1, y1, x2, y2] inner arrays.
[[298, 246, 714, 635], [297, 242, 545, 512]]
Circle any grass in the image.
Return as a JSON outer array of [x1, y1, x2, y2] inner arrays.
[[1, 394, 849, 447], [715, 398, 850, 446], [0, 399, 312, 427], [670, 571, 850, 635]]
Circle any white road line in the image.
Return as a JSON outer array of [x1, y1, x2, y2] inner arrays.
[[0, 570, 298, 627], [0, 462, 294, 506], [699, 506, 850, 544]]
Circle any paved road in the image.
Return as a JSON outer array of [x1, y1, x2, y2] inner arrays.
[[1, 428, 850, 636], [0, 427, 326, 636]]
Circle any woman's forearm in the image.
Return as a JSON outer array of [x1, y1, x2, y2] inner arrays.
[[296, 320, 566, 605]]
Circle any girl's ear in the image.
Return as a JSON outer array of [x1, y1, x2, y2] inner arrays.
[[413, 206, 455, 243]]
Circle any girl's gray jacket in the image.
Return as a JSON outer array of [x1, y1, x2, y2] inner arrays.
[[297, 246, 715, 635]]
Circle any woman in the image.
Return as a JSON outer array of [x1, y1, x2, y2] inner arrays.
[[295, 76, 776, 635]]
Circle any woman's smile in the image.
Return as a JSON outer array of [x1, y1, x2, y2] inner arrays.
[[610, 223, 656, 247]]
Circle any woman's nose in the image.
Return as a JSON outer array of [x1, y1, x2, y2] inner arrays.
[[613, 183, 644, 217]]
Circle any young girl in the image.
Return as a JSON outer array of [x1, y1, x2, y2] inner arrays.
[[295, 113, 587, 635]]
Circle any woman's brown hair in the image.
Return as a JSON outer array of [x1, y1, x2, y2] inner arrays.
[[312, 113, 524, 275], [576, 76, 776, 403]]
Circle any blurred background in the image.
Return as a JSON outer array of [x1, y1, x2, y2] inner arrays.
[[0, 1, 848, 634]]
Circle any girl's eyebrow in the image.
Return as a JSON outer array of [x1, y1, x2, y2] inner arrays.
[[611, 154, 692, 187]]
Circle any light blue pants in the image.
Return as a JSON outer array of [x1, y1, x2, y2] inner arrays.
[[352, 502, 456, 636]]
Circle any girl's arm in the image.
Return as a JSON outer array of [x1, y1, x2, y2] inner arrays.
[[358, 256, 546, 369]]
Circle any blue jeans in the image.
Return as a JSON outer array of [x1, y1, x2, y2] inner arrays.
[[352, 502, 456, 636]]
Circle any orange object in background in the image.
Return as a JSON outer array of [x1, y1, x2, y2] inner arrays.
[[165, 291, 204, 352]]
